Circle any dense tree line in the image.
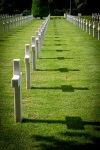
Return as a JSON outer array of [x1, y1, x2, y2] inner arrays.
[[0, 0, 99, 15], [0, 0, 32, 15], [32, 0, 49, 18], [48, 0, 99, 15], [74, 0, 99, 15]]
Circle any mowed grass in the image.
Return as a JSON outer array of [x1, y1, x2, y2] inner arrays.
[[0, 17, 100, 150]]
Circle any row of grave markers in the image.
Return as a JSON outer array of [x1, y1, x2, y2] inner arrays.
[[66, 14, 100, 40], [92, 13, 100, 22], [0, 14, 33, 33], [11, 15, 50, 122]]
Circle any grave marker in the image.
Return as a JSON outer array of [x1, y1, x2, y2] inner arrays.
[[24, 44, 31, 89], [81, 18, 83, 29], [86, 19, 88, 33], [11, 59, 22, 122], [83, 19, 85, 31], [89, 20, 91, 35], [93, 21, 96, 37], [32, 36, 36, 70], [98, 22, 100, 40], [3, 22, 6, 33], [35, 31, 40, 59], [38, 28, 42, 50]]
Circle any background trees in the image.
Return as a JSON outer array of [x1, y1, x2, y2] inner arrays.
[[0, 0, 32, 15], [49, 0, 69, 16], [0, 0, 99, 15], [32, 0, 50, 18], [74, 0, 99, 15]]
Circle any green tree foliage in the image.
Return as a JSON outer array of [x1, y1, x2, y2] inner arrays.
[[0, 0, 32, 14], [0, 0, 99, 16], [73, 0, 87, 14], [32, 0, 50, 19], [0, 0, 16, 14], [74, 0, 99, 14]]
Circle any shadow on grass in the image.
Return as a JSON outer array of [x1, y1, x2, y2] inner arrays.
[[22, 117, 100, 149], [31, 85, 88, 92], [23, 116, 100, 129], [31, 134, 100, 150], [23, 116, 100, 127], [59, 68, 79, 72], [44, 39, 64, 42], [0, 35, 13, 41], [39, 57, 73, 60], [55, 36, 60, 38], [43, 44, 68, 46], [62, 85, 89, 92], [56, 50, 70, 52], [0, 39, 6, 41], [36, 67, 79, 72], [44, 36, 59, 38], [66, 116, 84, 130], [23, 118, 65, 124], [54, 40, 61, 41], [58, 57, 73, 60], [0, 128, 26, 149], [55, 44, 68, 46], [42, 49, 70, 51], [44, 39, 60, 42]]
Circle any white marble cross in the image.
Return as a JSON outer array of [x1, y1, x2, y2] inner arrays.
[[32, 36, 36, 70], [35, 31, 40, 59], [24, 44, 31, 89], [11, 59, 22, 122], [98, 22, 100, 40]]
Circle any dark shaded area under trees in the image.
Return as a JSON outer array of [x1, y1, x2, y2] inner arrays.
[[0, 0, 32, 15], [0, 0, 99, 16]]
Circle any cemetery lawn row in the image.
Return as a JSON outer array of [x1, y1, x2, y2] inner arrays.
[[0, 17, 100, 150]]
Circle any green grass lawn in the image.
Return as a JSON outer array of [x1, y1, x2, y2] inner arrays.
[[81, 16, 92, 20], [0, 17, 100, 150]]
